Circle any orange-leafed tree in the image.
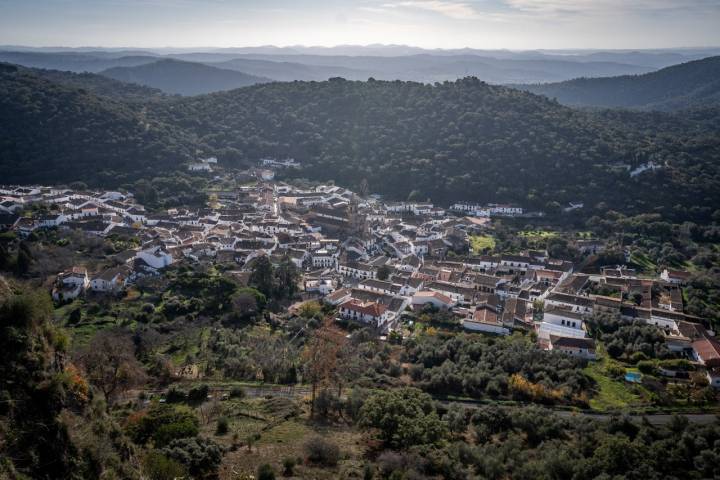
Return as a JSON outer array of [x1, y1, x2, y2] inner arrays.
[[302, 317, 347, 419]]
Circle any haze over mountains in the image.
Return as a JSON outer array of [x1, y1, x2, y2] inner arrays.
[[2, 43, 720, 221], [100, 59, 270, 96], [2, 45, 720, 96], [518, 56, 720, 111]]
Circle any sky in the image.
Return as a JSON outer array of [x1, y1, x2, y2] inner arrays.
[[1, 0, 719, 50]]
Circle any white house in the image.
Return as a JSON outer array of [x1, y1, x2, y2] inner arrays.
[[39, 213, 67, 228], [188, 163, 212, 172], [312, 249, 337, 269], [548, 335, 596, 360], [137, 246, 173, 270], [462, 306, 509, 335], [52, 267, 89, 301], [411, 291, 455, 310], [338, 299, 389, 329], [90, 267, 127, 293], [537, 321, 587, 341], [543, 307, 585, 331]]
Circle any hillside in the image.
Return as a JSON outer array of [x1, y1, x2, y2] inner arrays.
[[518, 56, 720, 110], [0, 50, 158, 72], [2, 67, 718, 222], [149, 77, 720, 221], [9, 64, 166, 102], [0, 63, 195, 184], [0, 48, 657, 84], [100, 59, 270, 95], [220, 53, 653, 84]]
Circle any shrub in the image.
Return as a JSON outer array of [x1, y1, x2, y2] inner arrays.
[[637, 361, 657, 375], [162, 437, 225, 478], [165, 386, 187, 403], [303, 436, 340, 467], [187, 384, 209, 405], [229, 386, 246, 399], [282, 457, 296, 476], [605, 363, 626, 378], [630, 351, 650, 363], [143, 451, 187, 480], [127, 404, 199, 447], [216, 416, 229, 435], [257, 463, 276, 480]]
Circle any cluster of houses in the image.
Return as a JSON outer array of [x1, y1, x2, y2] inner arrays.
[[2, 179, 718, 388]]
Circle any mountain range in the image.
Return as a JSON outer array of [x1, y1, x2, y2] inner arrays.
[[1, 61, 719, 224], [518, 56, 720, 111], [99, 59, 270, 95], [6, 46, 720, 93]]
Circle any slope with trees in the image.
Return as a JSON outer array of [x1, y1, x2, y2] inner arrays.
[[100, 59, 271, 95], [150, 76, 720, 222], [0, 63, 196, 185], [519, 55, 720, 110]]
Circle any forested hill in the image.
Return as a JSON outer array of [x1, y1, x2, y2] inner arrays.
[[7, 63, 166, 102], [100, 59, 271, 95], [1, 67, 719, 222], [149, 77, 720, 221], [518, 56, 720, 111], [0, 63, 195, 184]]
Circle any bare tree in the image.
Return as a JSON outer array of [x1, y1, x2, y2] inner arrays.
[[76, 329, 146, 408], [302, 318, 347, 419]]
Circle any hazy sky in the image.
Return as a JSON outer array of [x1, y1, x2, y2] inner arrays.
[[1, 0, 719, 50]]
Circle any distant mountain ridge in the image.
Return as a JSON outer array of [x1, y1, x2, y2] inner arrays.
[[0, 47, 677, 85], [99, 59, 270, 95], [518, 56, 720, 111]]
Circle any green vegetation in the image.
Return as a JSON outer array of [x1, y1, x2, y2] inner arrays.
[[469, 234, 495, 252], [0, 63, 196, 186], [101, 58, 269, 95], [520, 55, 720, 110], [3, 67, 720, 223], [584, 357, 644, 411]]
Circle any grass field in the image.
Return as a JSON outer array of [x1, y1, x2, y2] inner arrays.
[[629, 251, 657, 273], [518, 230, 558, 239], [584, 349, 648, 411], [469, 234, 496, 252], [209, 396, 365, 480]]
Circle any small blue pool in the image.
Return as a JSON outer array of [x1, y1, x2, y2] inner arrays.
[[625, 371, 642, 383]]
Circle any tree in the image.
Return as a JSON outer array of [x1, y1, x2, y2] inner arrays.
[[257, 463, 276, 480], [162, 437, 224, 478], [15, 241, 32, 276], [303, 436, 340, 466], [143, 451, 187, 480], [230, 287, 266, 323], [128, 403, 199, 447], [249, 255, 274, 297], [358, 388, 447, 449], [275, 255, 300, 299], [76, 328, 147, 408], [303, 318, 346, 418], [377, 265, 391, 281]]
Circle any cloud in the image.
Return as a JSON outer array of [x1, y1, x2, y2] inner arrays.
[[503, 0, 720, 14], [381, 1, 483, 20]]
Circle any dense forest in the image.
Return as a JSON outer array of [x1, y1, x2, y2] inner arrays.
[[2, 64, 720, 223], [0, 63, 195, 185], [148, 77, 720, 222], [519, 56, 720, 111]]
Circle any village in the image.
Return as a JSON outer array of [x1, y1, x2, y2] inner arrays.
[[1, 166, 719, 393]]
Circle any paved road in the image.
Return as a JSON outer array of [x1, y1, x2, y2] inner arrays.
[[125, 383, 718, 425]]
